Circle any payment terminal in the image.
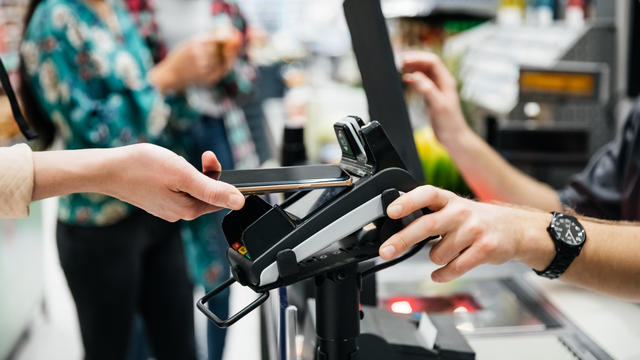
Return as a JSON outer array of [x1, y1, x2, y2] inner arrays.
[[196, 117, 475, 360]]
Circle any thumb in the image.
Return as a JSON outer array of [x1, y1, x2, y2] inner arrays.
[[180, 166, 245, 210]]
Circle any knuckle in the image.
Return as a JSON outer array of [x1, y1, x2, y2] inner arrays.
[[419, 217, 435, 234], [477, 237, 497, 256], [429, 249, 444, 265], [422, 184, 437, 192], [453, 205, 471, 218], [172, 162, 191, 187], [420, 185, 437, 204], [184, 207, 200, 221], [203, 184, 223, 205], [420, 80, 434, 91], [394, 233, 411, 253], [465, 220, 485, 238], [137, 142, 155, 153], [451, 261, 461, 276]]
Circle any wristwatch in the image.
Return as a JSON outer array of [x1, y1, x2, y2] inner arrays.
[[535, 212, 586, 279]]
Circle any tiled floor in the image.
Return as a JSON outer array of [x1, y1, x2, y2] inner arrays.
[[13, 199, 260, 360]]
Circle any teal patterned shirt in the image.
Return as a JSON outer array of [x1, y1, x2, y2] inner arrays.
[[22, 0, 194, 225]]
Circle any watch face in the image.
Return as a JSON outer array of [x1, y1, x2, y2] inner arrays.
[[551, 215, 585, 246]]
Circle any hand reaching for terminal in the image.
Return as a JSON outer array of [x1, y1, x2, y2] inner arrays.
[[31, 143, 245, 222], [378, 185, 554, 282]]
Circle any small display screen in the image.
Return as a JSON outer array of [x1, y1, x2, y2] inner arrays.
[[520, 71, 595, 97], [335, 127, 356, 159]]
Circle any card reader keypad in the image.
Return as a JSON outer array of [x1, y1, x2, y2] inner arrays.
[[232, 242, 251, 260]]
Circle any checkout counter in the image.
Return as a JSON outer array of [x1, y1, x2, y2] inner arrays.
[[200, 114, 640, 360], [375, 252, 634, 360]]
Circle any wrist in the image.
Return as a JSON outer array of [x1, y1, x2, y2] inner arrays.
[[149, 60, 182, 94], [515, 211, 555, 271], [96, 146, 132, 199], [31, 148, 118, 200]]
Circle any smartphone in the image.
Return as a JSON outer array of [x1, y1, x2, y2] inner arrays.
[[205, 165, 353, 194]]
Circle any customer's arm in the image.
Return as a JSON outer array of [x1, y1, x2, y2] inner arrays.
[[0, 144, 35, 218], [0, 143, 244, 221], [379, 185, 640, 300], [31, 143, 244, 221], [403, 52, 561, 211]]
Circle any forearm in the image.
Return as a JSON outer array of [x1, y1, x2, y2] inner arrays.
[[148, 60, 182, 94], [31, 148, 122, 201], [444, 131, 561, 211], [563, 220, 640, 299], [517, 212, 640, 300]]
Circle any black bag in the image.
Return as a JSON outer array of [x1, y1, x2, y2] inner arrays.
[[0, 57, 37, 140]]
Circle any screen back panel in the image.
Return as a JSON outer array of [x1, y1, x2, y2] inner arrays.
[[343, 0, 424, 182]]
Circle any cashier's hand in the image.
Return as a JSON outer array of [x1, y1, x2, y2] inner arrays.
[[402, 52, 471, 148], [378, 185, 549, 282], [107, 144, 245, 222]]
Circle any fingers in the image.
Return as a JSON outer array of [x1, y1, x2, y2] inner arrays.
[[401, 52, 456, 92], [179, 165, 245, 210], [379, 203, 461, 260], [180, 197, 223, 220], [429, 227, 475, 266], [431, 244, 487, 282], [403, 72, 441, 109], [201, 151, 222, 173], [386, 185, 454, 219], [157, 194, 223, 222], [193, 34, 219, 50]]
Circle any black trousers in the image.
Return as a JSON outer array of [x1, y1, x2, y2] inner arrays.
[[57, 210, 196, 360]]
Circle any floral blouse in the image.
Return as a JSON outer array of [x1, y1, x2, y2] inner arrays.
[[21, 0, 193, 225], [124, 0, 258, 169]]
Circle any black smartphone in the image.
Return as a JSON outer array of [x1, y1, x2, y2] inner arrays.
[[205, 165, 353, 194]]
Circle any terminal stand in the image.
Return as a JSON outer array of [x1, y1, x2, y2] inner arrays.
[[315, 263, 360, 360]]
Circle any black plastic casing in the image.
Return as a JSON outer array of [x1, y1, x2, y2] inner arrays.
[[220, 121, 419, 292]]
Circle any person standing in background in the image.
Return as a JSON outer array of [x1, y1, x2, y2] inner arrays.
[[124, 1, 259, 359], [19, 0, 234, 358]]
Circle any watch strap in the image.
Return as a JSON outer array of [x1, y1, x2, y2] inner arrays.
[[534, 246, 576, 279], [534, 212, 584, 279]]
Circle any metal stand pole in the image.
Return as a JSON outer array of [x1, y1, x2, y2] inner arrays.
[[314, 263, 361, 360]]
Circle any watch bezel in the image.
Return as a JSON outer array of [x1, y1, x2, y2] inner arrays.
[[536, 212, 587, 279], [547, 212, 586, 249]]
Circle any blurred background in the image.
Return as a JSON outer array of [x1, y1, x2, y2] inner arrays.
[[1, 0, 639, 359]]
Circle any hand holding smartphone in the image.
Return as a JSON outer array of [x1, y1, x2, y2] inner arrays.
[[205, 165, 352, 195]]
